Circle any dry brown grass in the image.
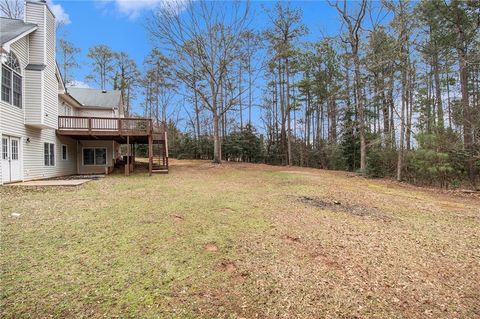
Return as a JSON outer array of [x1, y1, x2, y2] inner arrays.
[[1, 159, 479, 318]]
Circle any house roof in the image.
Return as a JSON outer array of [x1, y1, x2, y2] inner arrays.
[[0, 17, 37, 45], [67, 87, 122, 109]]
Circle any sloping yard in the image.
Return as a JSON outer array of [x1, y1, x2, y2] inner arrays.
[[1, 160, 479, 318]]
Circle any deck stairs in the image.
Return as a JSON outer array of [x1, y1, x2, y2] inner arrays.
[[151, 131, 169, 174]]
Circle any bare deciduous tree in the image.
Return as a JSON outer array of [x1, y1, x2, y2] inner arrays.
[[113, 52, 140, 116], [0, 0, 23, 19], [330, 0, 367, 172], [57, 38, 80, 85], [147, 0, 250, 163], [86, 44, 115, 91]]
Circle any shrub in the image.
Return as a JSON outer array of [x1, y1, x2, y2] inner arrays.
[[404, 131, 466, 188]]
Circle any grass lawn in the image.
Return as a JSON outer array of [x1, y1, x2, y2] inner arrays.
[[1, 159, 479, 318]]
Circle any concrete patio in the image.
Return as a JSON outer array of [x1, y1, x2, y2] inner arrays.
[[6, 179, 92, 187]]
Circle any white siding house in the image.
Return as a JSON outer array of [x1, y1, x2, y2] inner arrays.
[[0, 1, 126, 184]]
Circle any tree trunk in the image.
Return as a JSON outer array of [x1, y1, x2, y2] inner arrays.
[[239, 62, 243, 130], [458, 47, 474, 185], [397, 93, 406, 181], [213, 110, 221, 164], [278, 62, 286, 164], [353, 54, 366, 172], [388, 75, 395, 148], [286, 57, 292, 166], [248, 55, 252, 126], [381, 79, 390, 148], [433, 49, 444, 130], [306, 88, 311, 147]]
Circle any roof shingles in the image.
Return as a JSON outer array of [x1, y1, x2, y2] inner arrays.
[[0, 17, 37, 45], [67, 87, 122, 109]]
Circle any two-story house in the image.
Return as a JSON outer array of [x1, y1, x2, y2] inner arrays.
[[0, 1, 168, 184]]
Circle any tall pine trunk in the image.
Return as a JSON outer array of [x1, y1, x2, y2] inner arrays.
[[286, 57, 293, 166], [458, 47, 474, 185], [353, 54, 366, 172]]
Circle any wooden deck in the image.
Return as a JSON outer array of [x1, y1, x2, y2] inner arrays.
[[57, 116, 166, 141], [57, 116, 169, 175]]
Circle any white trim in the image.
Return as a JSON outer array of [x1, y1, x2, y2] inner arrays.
[[1, 134, 24, 183], [43, 142, 55, 167], [1, 51, 23, 109], [1, 27, 38, 52]]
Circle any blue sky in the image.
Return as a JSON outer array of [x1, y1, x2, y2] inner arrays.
[[55, 0, 359, 129]]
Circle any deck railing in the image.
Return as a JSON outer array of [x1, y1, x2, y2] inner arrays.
[[58, 116, 165, 136]]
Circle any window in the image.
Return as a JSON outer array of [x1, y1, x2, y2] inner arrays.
[[44, 143, 55, 166], [95, 148, 106, 165], [1, 66, 11, 103], [83, 148, 94, 165], [11, 139, 18, 160], [61, 145, 68, 160], [12, 73, 21, 107], [83, 148, 107, 165], [1, 52, 21, 107], [2, 138, 7, 160]]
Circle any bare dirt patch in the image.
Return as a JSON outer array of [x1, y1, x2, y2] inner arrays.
[[219, 261, 237, 273], [2, 159, 479, 318], [285, 235, 301, 243], [296, 195, 393, 221], [204, 243, 218, 252], [171, 214, 184, 221]]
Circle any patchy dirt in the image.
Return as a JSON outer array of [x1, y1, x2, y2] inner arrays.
[[204, 243, 218, 252], [295, 195, 393, 221], [219, 261, 237, 273], [2, 159, 479, 319], [284, 235, 301, 243], [171, 214, 184, 221]]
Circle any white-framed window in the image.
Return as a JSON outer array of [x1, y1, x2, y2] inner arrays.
[[11, 139, 18, 160], [61, 144, 68, 160], [2, 137, 7, 160], [83, 147, 107, 166], [1, 52, 22, 108], [44, 143, 55, 166]]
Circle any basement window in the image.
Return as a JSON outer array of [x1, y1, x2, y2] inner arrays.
[[61, 145, 68, 160], [83, 148, 107, 166]]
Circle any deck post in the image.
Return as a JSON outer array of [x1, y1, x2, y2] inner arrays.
[[148, 134, 153, 176], [162, 143, 166, 167], [131, 143, 135, 172], [125, 136, 130, 176], [165, 131, 169, 170]]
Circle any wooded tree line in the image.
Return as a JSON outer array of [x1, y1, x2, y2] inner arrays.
[[6, 0, 476, 188], [145, 0, 479, 188]]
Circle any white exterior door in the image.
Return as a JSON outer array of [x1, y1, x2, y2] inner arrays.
[[1, 136, 22, 183]]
